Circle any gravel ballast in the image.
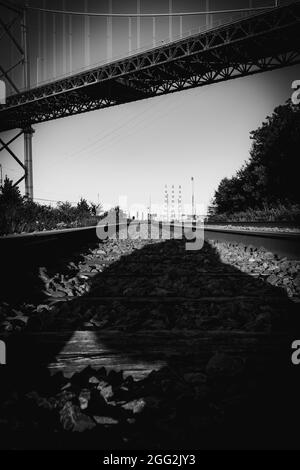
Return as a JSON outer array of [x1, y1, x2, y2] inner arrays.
[[0, 234, 299, 449]]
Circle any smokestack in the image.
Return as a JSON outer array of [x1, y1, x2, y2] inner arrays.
[[164, 185, 169, 222]]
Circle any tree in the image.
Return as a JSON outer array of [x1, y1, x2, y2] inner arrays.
[[212, 100, 300, 215], [0, 178, 24, 234], [76, 198, 91, 218], [0, 177, 23, 206], [89, 202, 102, 217], [57, 201, 76, 223]]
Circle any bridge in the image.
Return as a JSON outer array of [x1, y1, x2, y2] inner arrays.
[[0, 0, 300, 198]]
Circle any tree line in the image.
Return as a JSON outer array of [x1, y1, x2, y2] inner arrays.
[[0, 178, 102, 235]]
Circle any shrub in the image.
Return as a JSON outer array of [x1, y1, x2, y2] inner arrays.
[[0, 178, 105, 235]]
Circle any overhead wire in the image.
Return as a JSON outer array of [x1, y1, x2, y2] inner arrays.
[[86, 91, 188, 157], [64, 99, 161, 160], [46, 95, 163, 170], [27, 5, 277, 18]]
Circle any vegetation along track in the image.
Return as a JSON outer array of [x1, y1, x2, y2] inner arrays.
[[0, 223, 300, 449]]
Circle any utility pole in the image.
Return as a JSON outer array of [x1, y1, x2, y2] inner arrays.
[[0, 164, 3, 188], [191, 177, 195, 220], [148, 195, 152, 221]]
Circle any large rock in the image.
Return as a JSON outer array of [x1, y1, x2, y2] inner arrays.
[[60, 401, 96, 432]]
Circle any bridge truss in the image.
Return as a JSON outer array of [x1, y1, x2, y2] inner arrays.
[[0, 1, 299, 198]]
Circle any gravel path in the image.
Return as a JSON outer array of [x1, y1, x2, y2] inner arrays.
[[0, 231, 299, 449], [1, 232, 299, 333]]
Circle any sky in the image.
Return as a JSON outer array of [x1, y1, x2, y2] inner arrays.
[[0, 1, 299, 215]]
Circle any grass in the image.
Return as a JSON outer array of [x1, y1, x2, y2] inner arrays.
[[206, 203, 300, 224]]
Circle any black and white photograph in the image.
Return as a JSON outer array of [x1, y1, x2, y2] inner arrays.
[[0, 0, 300, 456]]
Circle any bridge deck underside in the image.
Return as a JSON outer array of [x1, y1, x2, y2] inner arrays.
[[0, 2, 299, 132]]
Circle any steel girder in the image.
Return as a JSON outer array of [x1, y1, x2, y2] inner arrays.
[[0, 1, 300, 132]]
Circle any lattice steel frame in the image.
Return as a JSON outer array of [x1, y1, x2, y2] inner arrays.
[[0, 1, 34, 198], [0, 1, 24, 96], [0, 1, 300, 133]]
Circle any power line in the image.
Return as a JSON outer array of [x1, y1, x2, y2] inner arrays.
[[64, 98, 160, 161], [33, 197, 78, 204], [86, 91, 187, 157], [45, 96, 162, 172], [27, 5, 277, 18]]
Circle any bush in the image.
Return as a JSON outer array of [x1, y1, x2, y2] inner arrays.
[[0, 178, 103, 235], [207, 203, 300, 223]]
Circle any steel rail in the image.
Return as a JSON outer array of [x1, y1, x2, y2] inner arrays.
[[1, 222, 300, 259]]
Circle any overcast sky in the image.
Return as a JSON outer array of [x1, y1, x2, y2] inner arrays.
[[1, 1, 299, 214]]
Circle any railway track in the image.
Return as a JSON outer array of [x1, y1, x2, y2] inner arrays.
[[0, 223, 300, 449], [1, 220, 299, 257]]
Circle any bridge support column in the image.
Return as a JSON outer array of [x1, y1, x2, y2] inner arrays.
[[24, 127, 34, 200], [0, 127, 35, 199]]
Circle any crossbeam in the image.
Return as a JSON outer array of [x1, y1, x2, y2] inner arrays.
[[0, 128, 34, 198]]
